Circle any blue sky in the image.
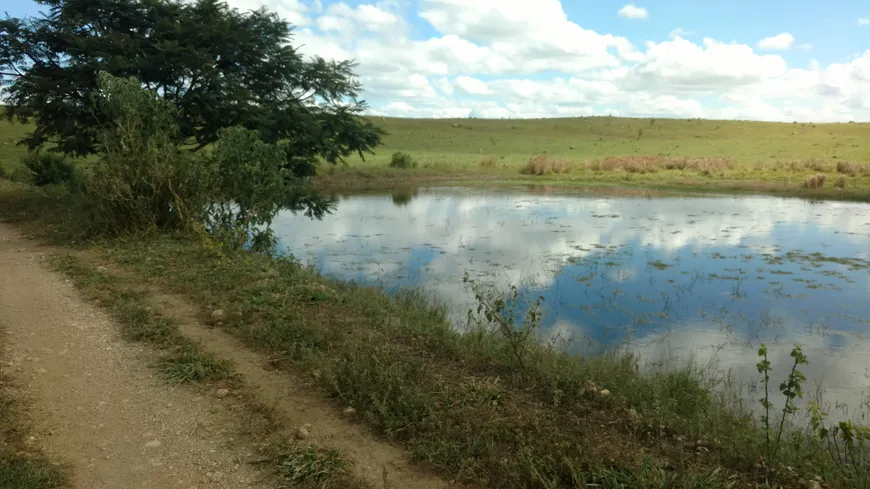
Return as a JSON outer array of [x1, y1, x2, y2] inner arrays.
[[6, 0, 870, 121]]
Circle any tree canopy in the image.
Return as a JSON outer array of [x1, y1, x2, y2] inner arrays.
[[0, 0, 383, 177]]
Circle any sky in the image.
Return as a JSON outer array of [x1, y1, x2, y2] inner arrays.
[[7, 0, 870, 122]]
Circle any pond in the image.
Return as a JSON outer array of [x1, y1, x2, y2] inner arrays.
[[272, 187, 870, 419]]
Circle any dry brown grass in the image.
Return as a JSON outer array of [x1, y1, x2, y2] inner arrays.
[[479, 156, 499, 168], [803, 174, 827, 189], [836, 161, 870, 177], [783, 158, 831, 173], [585, 156, 733, 174], [520, 155, 573, 175], [834, 175, 847, 189]]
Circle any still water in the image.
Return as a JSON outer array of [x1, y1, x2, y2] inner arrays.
[[273, 187, 870, 417]]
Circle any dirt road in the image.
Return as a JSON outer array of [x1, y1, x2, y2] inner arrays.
[[0, 222, 269, 489]]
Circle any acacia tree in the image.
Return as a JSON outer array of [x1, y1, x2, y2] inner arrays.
[[0, 0, 382, 180]]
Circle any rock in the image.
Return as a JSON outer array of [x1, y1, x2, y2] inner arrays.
[[342, 407, 356, 417], [211, 309, 225, 322], [295, 425, 310, 440], [215, 388, 230, 399], [599, 389, 611, 396], [805, 481, 822, 489], [144, 439, 162, 449]]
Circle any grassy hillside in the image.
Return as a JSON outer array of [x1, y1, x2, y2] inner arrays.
[[351, 116, 870, 166], [4, 115, 870, 198], [322, 116, 870, 199]]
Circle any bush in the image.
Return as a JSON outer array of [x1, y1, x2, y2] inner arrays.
[[389, 152, 416, 169], [803, 174, 827, 189], [77, 71, 321, 249], [520, 155, 573, 175], [21, 151, 77, 187], [479, 156, 499, 168], [834, 175, 846, 189]]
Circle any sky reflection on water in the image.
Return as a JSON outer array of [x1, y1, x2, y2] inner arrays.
[[273, 187, 870, 419]]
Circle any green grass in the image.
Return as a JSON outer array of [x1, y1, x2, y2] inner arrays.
[[313, 116, 870, 200], [5, 113, 870, 199], [61, 232, 844, 489], [44, 252, 369, 489]]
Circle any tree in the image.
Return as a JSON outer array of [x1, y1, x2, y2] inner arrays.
[[0, 0, 383, 179]]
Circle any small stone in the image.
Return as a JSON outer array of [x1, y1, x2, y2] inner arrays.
[[144, 440, 162, 449], [211, 309, 225, 322], [599, 389, 611, 396], [35, 368, 47, 374], [215, 388, 230, 399], [342, 407, 356, 417], [295, 425, 310, 440]]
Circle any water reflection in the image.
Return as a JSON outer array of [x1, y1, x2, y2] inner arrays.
[[272, 187, 870, 418]]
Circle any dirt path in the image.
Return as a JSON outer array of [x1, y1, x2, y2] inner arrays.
[[149, 291, 454, 489], [0, 222, 270, 489]]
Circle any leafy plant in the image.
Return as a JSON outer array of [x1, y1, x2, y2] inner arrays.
[[1, 0, 383, 183], [389, 151, 416, 169], [809, 402, 870, 481], [756, 343, 808, 465], [20, 151, 77, 187], [463, 272, 544, 370]]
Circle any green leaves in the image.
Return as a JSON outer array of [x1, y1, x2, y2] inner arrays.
[[2, 0, 383, 183]]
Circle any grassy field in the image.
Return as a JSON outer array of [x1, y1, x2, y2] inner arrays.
[[315, 116, 870, 199], [3, 180, 869, 489], [4, 114, 869, 199]]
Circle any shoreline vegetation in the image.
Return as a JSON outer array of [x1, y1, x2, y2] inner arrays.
[[2, 175, 867, 488], [3, 108, 870, 487]]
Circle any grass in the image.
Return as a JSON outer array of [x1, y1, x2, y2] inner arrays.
[[41, 251, 368, 488], [38, 232, 837, 489], [2, 133, 869, 487], [4, 114, 870, 200], [311, 116, 870, 200]]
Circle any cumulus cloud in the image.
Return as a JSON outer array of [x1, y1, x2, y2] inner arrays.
[[757, 32, 796, 50], [617, 4, 648, 19], [217, 0, 870, 122], [668, 27, 691, 39]]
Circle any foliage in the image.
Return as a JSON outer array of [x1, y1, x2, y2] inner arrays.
[[809, 402, 870, 481], [80, 72, 213, 235], [463, 272, 544, 370], [520, 155, 573, 175], [389, 151, 416, 169], [756, 344, 808, 466], [20, 151, 77, 187], [207, 125, 334, 252], [74, 71, 326, 249], [1, 0, 383, 181]]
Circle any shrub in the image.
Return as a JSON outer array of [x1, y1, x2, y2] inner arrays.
[[78, 71, 319, 250], [389, 152, 416, 169], [803, 174, 827, 189], [520, 155, 573, 176], [834, 175, 846, 189], [585, 156, 732, 174], [478, 156, 498, 168], [21, 151, 77, 187]]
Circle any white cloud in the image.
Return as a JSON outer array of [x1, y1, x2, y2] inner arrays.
[[798, 42, 812, 50], [617, 4, 648, 19], [757, 32, 795, 50], [216, 0, 870, 122], [668, 27, 691, 40], [453, 76, 491, 95], [859, 17, 870, 26]]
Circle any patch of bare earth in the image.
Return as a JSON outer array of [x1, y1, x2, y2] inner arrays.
[[148, 289, 455, 489], [0, 223, 269, 489]]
